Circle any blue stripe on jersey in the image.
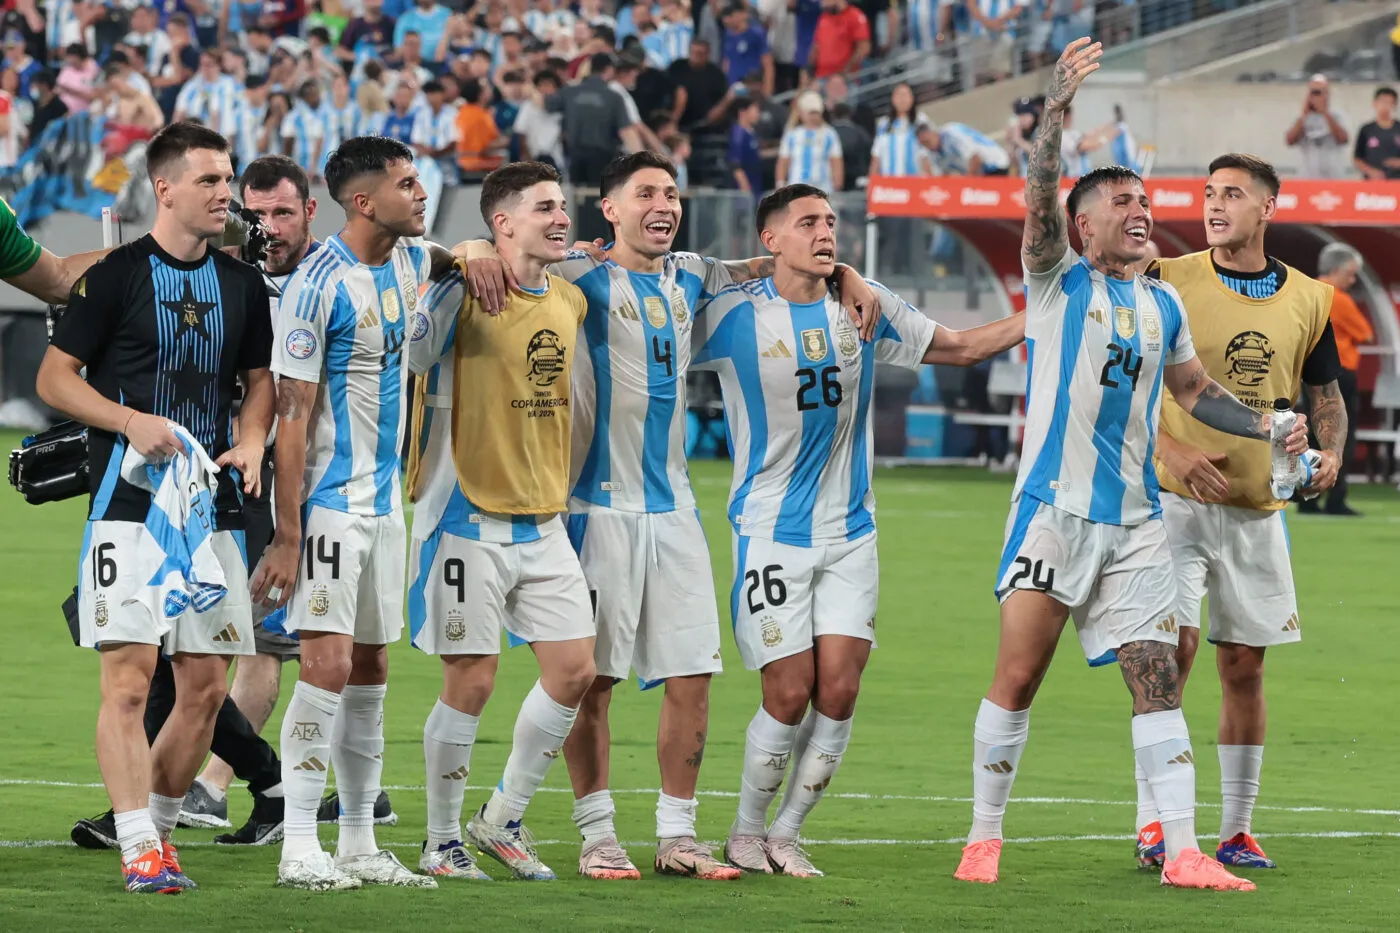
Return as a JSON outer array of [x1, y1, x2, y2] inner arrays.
[[574, 264, 614, 508], [295, 249, 339, 322], [1218, 270, 1279, 300], [724, 306, 768, 531], [846, 337, 877, 540], [730, 534, 751, 630], [318, 287, 355, 511], [407, 527, 440, 643], [511, 515, 541, 544], [994, 495, 1042, 597], [370, 262, 405, 515], [775, 300, 836, 546], [1142, 281, 1183, 516], [1023, 262, 1090, 505], [627, 271, 679, 512], [1088, 276, 1142, 523], [565, 513, 589, 560], [90, 433, 127, 521]]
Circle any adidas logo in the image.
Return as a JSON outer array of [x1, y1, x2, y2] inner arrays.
[[1281, 613, 1300, 632], [760, 339, 793, 359], [127, 857, 157, 875], [543, 748, 560, 759], [1167, 751, 1194, 766], [211, 624, 241, 644], [441, 766, 470, 781], [983, 760, 1015, 774], [357, 307, 380, 329], [613, 302, 641, 321], [804, 777, 832, 792], [1156, 614, 1178, 634], [294, 756, 327, 772]]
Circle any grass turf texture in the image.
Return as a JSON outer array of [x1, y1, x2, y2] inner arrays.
[[1, 434, 1396, 931]]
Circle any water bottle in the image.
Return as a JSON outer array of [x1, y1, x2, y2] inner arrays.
[[1269, 398, 1299, 500]]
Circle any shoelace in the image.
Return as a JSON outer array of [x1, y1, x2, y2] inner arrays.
[[446, 846, 477, 870], [591, 844, 635, 868], [775, 843, 817, 871], [668, 841, 714, 864]]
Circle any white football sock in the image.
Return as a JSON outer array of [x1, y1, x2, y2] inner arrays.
[[424, 698, 480, 848], [733, 707, 800, 837], [1132, 708, 1197, 860], [196, 778, 226, 803], [114, 808, 161, 863], [483, 680, 578, 825], [773, 709, 817, 815], [333, 683, 386, 860], [148, 792, 184, 841], [1135, 760, 1159, 832], [968, 698, 1030, 843], [279, 681, 340, 864], [573, 790, 618, 848], [656, 793, 698, 841], [768, 712, 853, 842], [1219, 744, 1264, 841]]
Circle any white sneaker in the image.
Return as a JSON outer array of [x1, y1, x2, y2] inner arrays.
[[466, 807, 555, 880], [723, 832, 772, 874], [420, 840, 493, 880], [766, 839, 823, 877], [276, 851, 363, 891], [336, 849, 438, 888]]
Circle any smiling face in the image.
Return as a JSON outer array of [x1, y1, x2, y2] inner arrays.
[[158, 147, 235, 241], [1074, 178, 1152, 266], [1203, 166, 1274, 252], [762, 194, 837, 279], [494, 179, 571, 263], [602, 166, 682, 259]]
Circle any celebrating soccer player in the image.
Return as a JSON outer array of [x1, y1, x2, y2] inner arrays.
[[250, 137, 446, 891], [457, 151, 876, 881], [405, 161, 595, 882], [951, 39, 1307, 891], [1127, 153, 1344, 871], [36, 122, 275, 893], [691, 184, 1025, 877]]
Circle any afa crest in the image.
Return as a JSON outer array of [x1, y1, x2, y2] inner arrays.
[[444, 610, 466, 641], [94, 597, 108, 628], [760, 615, 783, 647], [836, 317, 859, 358], [308, 585, 330, 617], [670, 290, 690, 324], [1141, 307, 1161, 341]]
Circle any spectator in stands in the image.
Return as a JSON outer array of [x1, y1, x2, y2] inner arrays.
[[630, 42, 680, 122], [728, 95, 764, 196], [578, 0, 619, 32], [234, 74, 268, 170], [966, 0, 1025, 86], [853, 0, 898, 59], [1285, 74, 1350, 178], [124, 6, 171, 80], [0, 67, 22, 168], [1305, 243, 1373, 517], [823, 72, 874, 136], [498, 31, 530, 77], [613, 49, 665, 151], [811, 0, 870, 82], [664, 130, 691, 188], [412, 78, 461, 183], [777, 90, 842, 190], [395, 0, 452, 65], [381, 80, 420, 144], [356, 78, 391, 134], [174, 48, 242, 139], [1353, 86, 1400, 181], [339, 0, 398, 75], [454, 76, 504, 178], [260, 0, 309, 39], [1004, 95, 1041, 176], [282, 80, 327, 180], [493, 70, 525, 161], [551, 52, 636, 183], [2, 29, 40, 98], [223, 48, 250, 86], [829, 102, 869, 189], [720, 3, 773, 95], [436, 13, 475, 63], [55, 43, 99, 116], [387, 31, 436, 91], [1059, 104, 1112, 179], [920, 120, 1011, 175], [871, 83, 933, 177], [264, 89, 292, 153], [668, 37, 730, 134], [740, 70, 788, 145], [658, 1, 696, 68], [155, 44, 200, 121], [243, 26, 274, 78], [514, 68, 566, 167], [28, 70, 66, 145]]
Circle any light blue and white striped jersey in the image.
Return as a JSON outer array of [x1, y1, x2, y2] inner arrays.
[[652, 20, 694, 67], [967, 0, 1026, 38], [175, 75, 242, 137], [1111, 121, 1140, 172], [474, 27, 505, 67], [314, 100, 342, 175], [271, 235, 433, 516], [281, 101, 326, 175], [780, 125, 842, 191], [1060, 128, 1092, 178], [872, 116, 931, 176], [692, 278, 937, 546], [524, 7, 576, 40], [933, 121, 1011, 174], [906, 0, 955, 51], [235, 102, 267, 170], [411, 103, 459, 152], [1013, 246, 1195, 526], [336, 101, 374, 141], [406, 268, 558, 544], [556, 250, 735, 513]]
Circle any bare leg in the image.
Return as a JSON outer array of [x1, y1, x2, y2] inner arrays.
[[96, 643, 159, 813], [149, 653, 229, 799], [197, 652, 283, 793]]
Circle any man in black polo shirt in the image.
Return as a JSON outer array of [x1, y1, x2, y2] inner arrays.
[[36, 122, 274, 894], [1352, 86, 1400, 180]]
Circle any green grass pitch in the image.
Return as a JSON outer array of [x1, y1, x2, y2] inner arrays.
[[2, 432, 1396, 931]]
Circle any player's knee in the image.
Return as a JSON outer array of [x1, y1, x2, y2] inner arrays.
[[813, 670, 862, 720], [102, 676, 150, 718], [1217, 645, 1265, 695], [349, 643, 389, 684], [560, 656, 598, 703], [764, 677, 814, 724], [300, 649, 353, 691], [179, 675, 228, 722]]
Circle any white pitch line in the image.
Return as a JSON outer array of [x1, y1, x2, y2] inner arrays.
[[4, 831, 1399, 850], [5, 779, 1398, 817]]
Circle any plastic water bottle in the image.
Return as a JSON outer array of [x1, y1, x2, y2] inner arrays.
[[1269, 398, 1299, 500]]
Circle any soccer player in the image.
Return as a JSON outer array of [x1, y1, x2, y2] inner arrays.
[[692, 183, 1025, 878], [250, 137, 446, 891], [1129, 153, 1344, 870], [406, 161, 594, 882], [456, 150, 877, 881], [36, 122, 275, 893], [950, 39, 1306, 891]]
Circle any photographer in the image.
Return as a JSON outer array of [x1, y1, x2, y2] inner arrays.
[[1284, 74, 1350, 179]]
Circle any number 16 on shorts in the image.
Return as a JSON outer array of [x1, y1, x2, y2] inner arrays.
[[729, 533, 879, 671]]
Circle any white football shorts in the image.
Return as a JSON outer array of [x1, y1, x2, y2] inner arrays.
[[1160, 492, 1300, 647], [78, 520, 253, 655], [995, 497, 1179, 665], [407, 521, 594, 655], [566, 504, 723, 687], [280, 505, 405, 644], [730, 532, 879, 672]]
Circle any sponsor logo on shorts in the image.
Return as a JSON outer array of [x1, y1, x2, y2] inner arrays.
[[163, 591, 190, 618], [1224, 331, 1274, 388], [286, 328, 317, 360], [381, 287, 402, 323], [1114, 306, 1136, 339], [444, 610, 466, 641], [1281, 613, 1300, 632], [410, 312, 430, 342], [212, 623, 242, 644], [1155, 614, 1178, 634], [94, 596, 108, 627], [308, 584, 330, 617], [759, 614, 782, 647], [644, 296, 667, 328], [800, 328, 829, 362], [289, 721, 323, 741]]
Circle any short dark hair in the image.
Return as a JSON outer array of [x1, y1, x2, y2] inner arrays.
[[423, 79, 445, 94], [756, 184, 829, 235], [589, 51, 616, 75], [246, 74, 268, 90], [1207, 152, 1280, 197], [64, 42, 87, 59], [240, 154, 310, 202], [32, 69, 56, 91], [1376, 86, 1398, 102], [325, 136, 415, 205], [592, 24, 616, 46], [1065, 165, 1143, 218], [307, 26, 331, 44], [461, 77, 484, 104], [480, 160, 562, 230], [600, 150, 678, 198], [146, 121, 231, 183], [535, 69, 560, 89]]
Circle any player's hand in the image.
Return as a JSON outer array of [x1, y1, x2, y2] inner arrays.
[[1161, 444, 1229, 503], [1044, 37, 1101, 114], [464, 256, 516, 316], [834, 267, 878, 342], [215, 442, 263, 496], [249, 535, 299, 609], [124, 413, 181, 460], [570, 239, 607, 262], [1303, 449, 1341, 494], [1283, 413, 1309, 455]]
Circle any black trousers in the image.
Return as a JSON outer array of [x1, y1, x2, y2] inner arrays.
[[1327, 368, 1360, 510]]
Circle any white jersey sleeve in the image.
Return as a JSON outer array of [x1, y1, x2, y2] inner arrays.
[[410, 268, 465, 375], [869, 281, 937, 370], [1159, 278, 1195, 365], [271, 250, 340, 384], [1023, 244, 1079, 328]]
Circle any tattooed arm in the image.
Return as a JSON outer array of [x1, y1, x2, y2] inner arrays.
[[1164, 356, 1310, 455], [248, 376, 319, 607], [1303, 379, 1347, 491], [1023, 38, 1101, 274]]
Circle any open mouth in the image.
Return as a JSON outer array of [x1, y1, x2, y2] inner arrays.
[[645, 219, 674, 237], [1208, 218, 1229, 233], [545, 231, 568, 244], [1125, 224, 1148, 243], [813, 248, 835, 262]]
